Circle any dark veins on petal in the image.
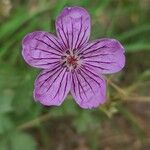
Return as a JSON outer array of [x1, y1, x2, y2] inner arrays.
[[73, 17, 83, 50], [35, 38, 62, 54], [72, 72, 84, 102], [57, 19, 69, 48], [43, 34, 64, 52], [57, 28, 68, 48], [62, 73, 69, 98], [84, 62, 110, 71], [83, 53, 110, 59], [52, 68, 67, 100], [75, 71, 88, 100], [86, 60, 115, 65], [45, 68, 64, 93], [58, 16, 89, 51], [39, 64, 62, 87], [71, 21, 74, 50], [80, 66, 102, 87], [79, 42, 107, 55], [77, 27, 89, 50], [77, 69, 95, 94], [31, 47, 62, 57]]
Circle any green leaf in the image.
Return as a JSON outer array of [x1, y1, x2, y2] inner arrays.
[[73, 111, 98, 133], [0, 8, 29, 39], [0, 138, 9, 150], [12, 71, 42, 119], [100, 102, 118, 118], [94, 0, 112, 15], [10, 132, 37, 150], [0, 114, 14, 134], [50, 96, 78, 117], [0, 90, 14, 114], [138, 70, 150, 81]]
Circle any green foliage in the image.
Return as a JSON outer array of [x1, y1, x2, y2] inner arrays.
[[138, 70, 150, 81], [73, 111, 98, 133], [0, 132, 37, 150], [0, 114, 14, 134], [10, 132, 37, 150], [0, 90, 14, 114]]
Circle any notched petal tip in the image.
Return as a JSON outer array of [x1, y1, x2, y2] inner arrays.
[[58, 6, 90, 19], [56, 6, 91, 50]]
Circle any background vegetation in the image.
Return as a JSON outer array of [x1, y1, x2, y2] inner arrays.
[[0, 0, 150, 149]]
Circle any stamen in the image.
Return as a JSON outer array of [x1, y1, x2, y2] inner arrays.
[[61, 49, 83, 70], [66, 50, 70, 54]]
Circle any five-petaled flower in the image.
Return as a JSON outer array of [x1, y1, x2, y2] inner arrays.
[[22, 7, 125, 109]]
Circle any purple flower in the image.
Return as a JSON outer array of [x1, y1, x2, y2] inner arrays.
[[22, 7, 125, 109]]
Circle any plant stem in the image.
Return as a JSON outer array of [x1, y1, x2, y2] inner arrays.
[[17, 113, 51, 130]]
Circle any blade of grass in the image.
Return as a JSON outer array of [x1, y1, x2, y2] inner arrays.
[[116, 23, 150, 41], [125, 42, 150, 52]]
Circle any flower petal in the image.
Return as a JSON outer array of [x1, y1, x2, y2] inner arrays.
[[34, 65, 71, 106], [22, 31, 64, 69], [56, 7, 90, 50], [71, 66, 106, 109], [81, 38, 125, 74]]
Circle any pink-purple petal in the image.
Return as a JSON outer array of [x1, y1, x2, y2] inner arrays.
[[34, 66, 71, 106], [82, 38, 125, 74], [71, 67, 106, 109], [22, 31, 63, 69], [56, 7, 91, 50]]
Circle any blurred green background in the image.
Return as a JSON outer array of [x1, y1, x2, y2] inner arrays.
[[0, 0, 150, 149]]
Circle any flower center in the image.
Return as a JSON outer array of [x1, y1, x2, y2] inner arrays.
[[67, 55, 77, 66], [61, 50, 81, 70]]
